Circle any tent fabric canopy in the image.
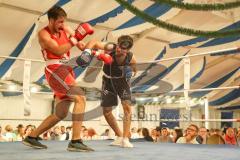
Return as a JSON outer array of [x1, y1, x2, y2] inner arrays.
[[0, 0, 239, 109]]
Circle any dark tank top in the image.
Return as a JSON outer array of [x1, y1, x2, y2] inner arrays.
[[103, 49, 133, 78]]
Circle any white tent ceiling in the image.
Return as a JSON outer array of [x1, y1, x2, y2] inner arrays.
[[0, 0, 239, 109]]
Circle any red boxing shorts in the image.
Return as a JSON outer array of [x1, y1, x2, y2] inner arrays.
[[45, 64, 75, 100]]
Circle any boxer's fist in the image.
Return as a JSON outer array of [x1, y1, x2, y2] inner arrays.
[[97, 53, 113, 64], [69, 23, 94, 46], [75, 23, 94, 41], [92, 50, 113, 64], [76, 50, 93, 67]]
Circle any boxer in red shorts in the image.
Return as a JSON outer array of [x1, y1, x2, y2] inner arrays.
[[22, 5, 112, 152]]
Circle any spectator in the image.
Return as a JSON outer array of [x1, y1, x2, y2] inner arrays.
[[80, 126, 87, 138], [101, 129, 109, 137], [88, 128, 98, 140], [207, 134, 225, 145], [172, 128, 183, 143], [60, 126, 67, 140], [214, 129, 222, 136], [142, 128, 154, 142], [50, 126, 62, 140], [0, 125, 6, 142], [177, 124, 199, 144], [32, 125, 37, 130], [137, 128, 143, 138], [15, 124, 25, 141], [206, 129, 210, 137], [236, 127, 240, 145], [155, 127, 161, 140], [157, 128, 173, 143], [82, 128, 89, 140], [197, 127, 208, 144], [81, 126, 87, 131], [225, 127, 237, 145], [131, 127, 139, 139], [60, 126, 66, 134], [222, 123, 229, 135], [4, 125, 16, 142], [24, 125, 34, 138], [151, 129, 157, 142], [101, 129, 111, 140], [209, 128, 215, 136], [65, 126, 72, 140]]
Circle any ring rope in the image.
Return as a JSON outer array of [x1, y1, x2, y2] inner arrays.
[[0, 47, 238, 67]]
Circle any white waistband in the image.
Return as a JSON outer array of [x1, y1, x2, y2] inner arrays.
[[45, 59, 69, 66], [103, 72, 123, 79]]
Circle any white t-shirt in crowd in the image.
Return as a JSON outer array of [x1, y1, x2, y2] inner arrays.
[[176, 136, 199, 144]]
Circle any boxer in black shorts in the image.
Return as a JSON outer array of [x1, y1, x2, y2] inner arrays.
[[101, 35, 137, 148]]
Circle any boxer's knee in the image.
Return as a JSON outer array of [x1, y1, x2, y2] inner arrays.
[[103, 108, 113, 118], [68, 85, 85, 97], [122, 100, 132, 115], [55, 99, 71, 120]]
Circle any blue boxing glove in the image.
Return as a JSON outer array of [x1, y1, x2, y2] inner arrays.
[[76, 49, 93, 67]]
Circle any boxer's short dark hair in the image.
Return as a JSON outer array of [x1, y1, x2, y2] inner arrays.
[[47, 5, 67, 20], [117, 35, 133, 50]]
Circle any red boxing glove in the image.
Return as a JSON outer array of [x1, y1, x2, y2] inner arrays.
[[92, 50, 113, 64], [69, 23, 94, 46], [75, 23, 94, 41], [97, 53, 113, 64]]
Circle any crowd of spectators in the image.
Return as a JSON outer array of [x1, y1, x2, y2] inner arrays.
[[0, 123, 239, 146]]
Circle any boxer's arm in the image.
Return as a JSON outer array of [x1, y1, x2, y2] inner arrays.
[[130, 55, 137, 77], [84, 39, 106, 50], [64, 26, 86, 51], [38, 29, 73, 56]]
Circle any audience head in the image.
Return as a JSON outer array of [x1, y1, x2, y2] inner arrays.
[[24, 125, 33, 136], [88, 128, 97, 137], [237, 127, 240, 136], [131, 127, 137, 133], [142, 128, 150, 137], [226, 127, 235, 138], [151, 129, 157, 137], [105, 129, 110, 133], [198, 127, 207, 137], [173, 128, 183, 143], [161, 127, 169, 137], [5, 125, 13, 132], [186, 124, 199, 138], [17, 124, 25, 135], [156, 126, 161, 137], [60, 126, 65, 133]]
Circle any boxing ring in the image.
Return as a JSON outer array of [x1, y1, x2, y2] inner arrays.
[[1, 0, 240, 159], [0, 47, 239, 122], [0, 140, 239, 160]]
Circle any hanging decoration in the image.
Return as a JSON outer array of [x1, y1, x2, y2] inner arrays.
[[154, 0, 240, 11], [114, 0, 240, 37]]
